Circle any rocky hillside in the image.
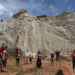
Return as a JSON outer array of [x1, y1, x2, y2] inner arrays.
[[0, 10, 75, 55]]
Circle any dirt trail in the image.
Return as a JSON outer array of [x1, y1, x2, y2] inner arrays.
[[0, 58, 75, 75]]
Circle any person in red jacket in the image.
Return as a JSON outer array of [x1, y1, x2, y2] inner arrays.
[[72, 50, 75, 72], [0, 45, 5, 56], [0, 44, 5, 72]]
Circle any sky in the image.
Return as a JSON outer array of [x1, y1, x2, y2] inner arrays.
[[0, 0, 75, 19]]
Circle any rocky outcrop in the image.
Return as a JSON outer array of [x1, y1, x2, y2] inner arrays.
[[0, 10, 75, 55]]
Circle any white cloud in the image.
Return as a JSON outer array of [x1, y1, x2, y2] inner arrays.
[[0, 3, 13, 19], [0, 4, 5, 10], [0, 4, 7, 15]]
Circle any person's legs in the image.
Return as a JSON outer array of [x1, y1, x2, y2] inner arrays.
[[26, 57, 28, 64], [0, 59, 2, 72], [3, 60, 7, 72], [23, 56, 25, 64], [0, 64, 3, 72], [16, 57, 20, 65], [0, 59, 4, 72], [73, 62, 75, 71], [56, 56, 58, 61], [37, 61, 42, 68], [72, 60, 75, 72], [0, 65, 1, 72], [51, 58, 54, 64], [29, 57, 32, 63]]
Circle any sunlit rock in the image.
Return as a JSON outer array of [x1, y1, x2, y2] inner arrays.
[[0, 10, 75, 55]]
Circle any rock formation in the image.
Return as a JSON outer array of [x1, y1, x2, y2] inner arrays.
[[0, 10, 75, 55]]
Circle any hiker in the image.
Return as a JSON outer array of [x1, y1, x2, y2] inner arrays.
[[0, 54, 3, 72], [16, 48, 21, 65], [22, 49, 26, 64], [36, 56, 42, 68], [2, 46, 8, 72], [36, 51, 42, 68], [29, 55, 32, 63], [0, 44, 5, 72], [55, 51, 60, 61], [72, 50, 75, 72], [50, 53, 54, 64]]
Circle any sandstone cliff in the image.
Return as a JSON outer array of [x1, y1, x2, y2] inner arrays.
[[0, 10, 75, 55]]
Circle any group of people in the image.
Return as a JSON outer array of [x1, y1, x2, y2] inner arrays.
[[36, 51, 61, 68], [15, 49, 42, 68], [1, 44, 75, 73], [15, 48, 33, 65], [50, 50, 75, 72], [50, 51, 60, 64], [35, 50, 75, 72], [0, 44, 8, 72], [15, 48, 75, 72]]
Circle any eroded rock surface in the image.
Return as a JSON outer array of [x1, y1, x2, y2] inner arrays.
[[0, 11, 75, 55]]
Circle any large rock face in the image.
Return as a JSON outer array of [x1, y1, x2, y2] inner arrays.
[[0, 10, 75, 55]]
